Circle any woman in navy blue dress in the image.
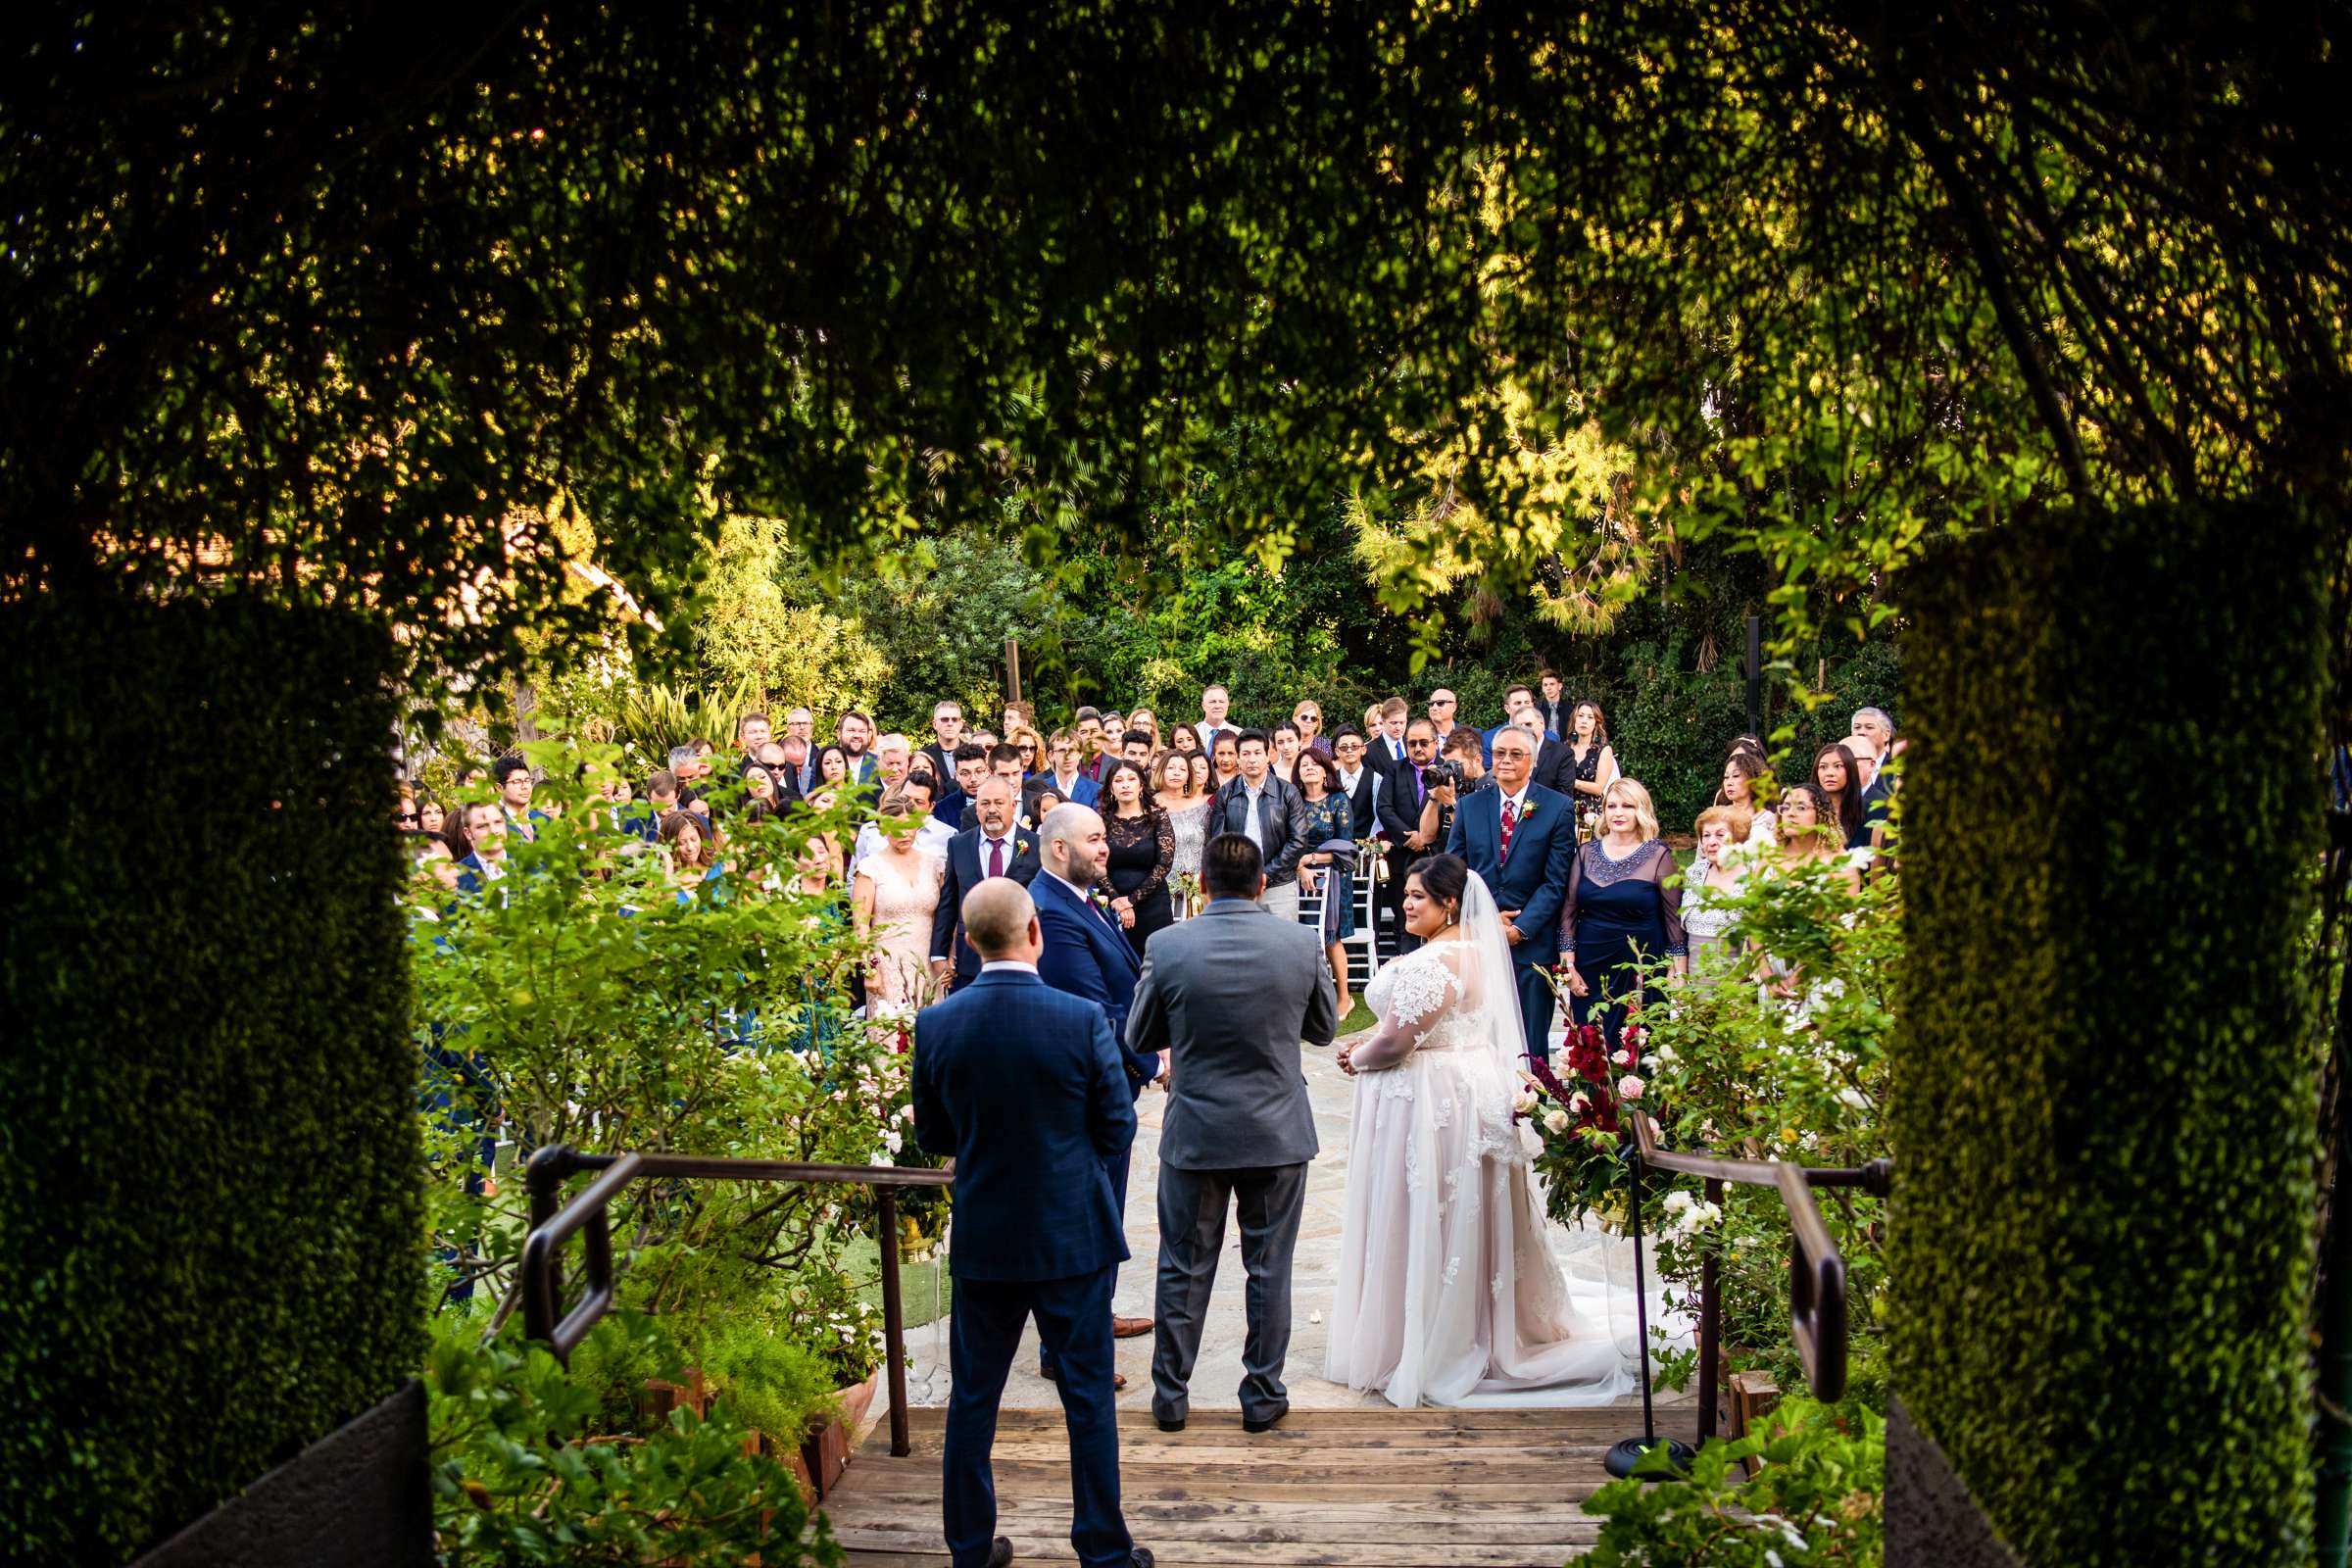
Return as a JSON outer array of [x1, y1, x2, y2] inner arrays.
[[1556, 778, 1687, 1044]]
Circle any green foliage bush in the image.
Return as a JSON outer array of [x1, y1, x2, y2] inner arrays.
[[1584, 1398, 1885, 1566], [414, 758, 915, 1386], [1891, 502, 2326, 1566], [426, 1311, 841, 1567], [1, 595, 422, 1562]]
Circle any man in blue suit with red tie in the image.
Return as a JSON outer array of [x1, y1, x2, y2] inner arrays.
[[1031, 803, 1161, 1365], [1445, 725, 1577, 1062], [913, 880, 1153, 1568]]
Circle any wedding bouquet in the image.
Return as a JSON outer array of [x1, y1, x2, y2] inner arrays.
[[1525, 1017, 1646, 1228]]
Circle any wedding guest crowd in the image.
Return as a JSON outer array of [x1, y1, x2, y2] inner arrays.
[[407, 683, 1898, 1045]]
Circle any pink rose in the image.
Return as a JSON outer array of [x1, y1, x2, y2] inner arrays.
[[1616, 1074, 1645, 1101]]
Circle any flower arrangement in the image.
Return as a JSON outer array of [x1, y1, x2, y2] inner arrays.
[[1525, 1018, 1637, 1226], [1168, 870, 1201, 917]]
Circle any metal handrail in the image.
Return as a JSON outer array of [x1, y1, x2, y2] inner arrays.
[[1628, 1111, 1889, 1440], [522, 1144, 955, 1457]]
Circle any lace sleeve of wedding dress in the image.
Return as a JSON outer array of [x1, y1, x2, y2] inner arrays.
[[1349, 951, 1462, 1071]]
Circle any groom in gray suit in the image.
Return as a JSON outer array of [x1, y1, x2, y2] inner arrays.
[[1126, 832, 1339, 1435]]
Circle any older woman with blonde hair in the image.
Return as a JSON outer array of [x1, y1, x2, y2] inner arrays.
[[1555, 777, 1687, 1043]]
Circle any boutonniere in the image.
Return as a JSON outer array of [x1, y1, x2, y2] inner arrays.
[[1016, 839, 1032, 857]]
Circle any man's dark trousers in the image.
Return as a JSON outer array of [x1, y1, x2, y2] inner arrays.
[[1152, 1163, 1310, 1427], [945, 1264, 1131, 1568]]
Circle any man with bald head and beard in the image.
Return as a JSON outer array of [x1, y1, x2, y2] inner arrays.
[[1033, 802, 1161, 1359]]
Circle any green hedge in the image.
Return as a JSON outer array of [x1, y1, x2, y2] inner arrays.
[[1890, 502, 2325, 1565], [1, 595, 423, 1561]]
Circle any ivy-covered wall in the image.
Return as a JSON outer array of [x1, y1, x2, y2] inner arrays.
[[1891, 502, 2326, 1565], [0, 596, 423, 1562]]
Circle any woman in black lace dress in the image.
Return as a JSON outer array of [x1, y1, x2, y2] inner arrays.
[[1561, 701, 1619, 842], [1096, 758, 1176, 959]]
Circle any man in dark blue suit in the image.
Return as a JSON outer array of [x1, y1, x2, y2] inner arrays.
[[912, 881, 1153, 1568], [929, 777, 1043, 992], [1032, 803, 1160, 1358], [1445, 725, 1576, 1062]]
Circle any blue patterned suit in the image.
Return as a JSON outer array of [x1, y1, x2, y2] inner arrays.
[[1445, 781, 1577, 1059], [913, 968, 1137, 1567]]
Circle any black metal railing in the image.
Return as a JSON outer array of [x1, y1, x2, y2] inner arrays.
[[522, 1145, 955, 1457], [1628, 1111, 1891, 1440]]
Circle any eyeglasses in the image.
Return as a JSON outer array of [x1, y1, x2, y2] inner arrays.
[[1431, 698, 1457, 707], [396, 811, 419, 824]]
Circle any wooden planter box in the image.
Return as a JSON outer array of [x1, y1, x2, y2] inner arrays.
[[643, 1366, 880, 1502]]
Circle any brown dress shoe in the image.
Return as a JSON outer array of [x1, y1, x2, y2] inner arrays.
[[1111, 1315, 1154, 1339]]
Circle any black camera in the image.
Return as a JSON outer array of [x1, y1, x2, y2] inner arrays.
[[1425, 759, 1463, 790]]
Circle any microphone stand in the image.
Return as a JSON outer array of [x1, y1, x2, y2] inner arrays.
[[1604, 1140, 1696, 1480]]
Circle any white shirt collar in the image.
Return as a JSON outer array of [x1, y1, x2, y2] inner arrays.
[[1499, 782, 1532, 814], [980, 958, 1039, 975]]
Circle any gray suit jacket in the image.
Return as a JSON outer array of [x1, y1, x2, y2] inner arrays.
[[1126, 900, 1339, 1171]]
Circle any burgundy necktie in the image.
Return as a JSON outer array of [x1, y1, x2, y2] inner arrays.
[[987, 838, 1005, 879], [1500, 798, 1519, 862]]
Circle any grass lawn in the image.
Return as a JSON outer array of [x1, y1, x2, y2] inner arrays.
[[842, 1232, 953, 1327]]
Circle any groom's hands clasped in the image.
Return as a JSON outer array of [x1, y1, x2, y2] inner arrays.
[[1500, 907, 1525, 946]]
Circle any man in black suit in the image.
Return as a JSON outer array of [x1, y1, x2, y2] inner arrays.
[[918, 699, 968, 786], [1365, 697, 1411, 777], [1330, 724, 1382, 848], [1376, 718, 1442, 955], [1534, 670, 1570, 740], [931, 776, 1043, 991]]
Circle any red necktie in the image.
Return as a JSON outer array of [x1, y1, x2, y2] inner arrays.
[[987, 839, 1005, 879], [1500, 798, 1519, 862]]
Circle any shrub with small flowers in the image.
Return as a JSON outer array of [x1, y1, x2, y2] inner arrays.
[[412, 747, 928, 1404]]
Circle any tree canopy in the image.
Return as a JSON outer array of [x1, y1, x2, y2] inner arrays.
[[4, 3, 2344, 682]]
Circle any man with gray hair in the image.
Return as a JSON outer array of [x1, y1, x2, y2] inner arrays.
[[1851, 708, 1894, 781]]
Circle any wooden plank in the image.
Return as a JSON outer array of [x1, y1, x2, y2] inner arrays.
[[829, 1496, 1603, 1526], [827, 1523, 1599, 1560], [886, 1405, 1684, 1433], [837, 1529, 1593, 1563], [936, 1442, 1627, 1466]]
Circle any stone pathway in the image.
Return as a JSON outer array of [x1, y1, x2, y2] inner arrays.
[[897, 1024, 1686, 1415]]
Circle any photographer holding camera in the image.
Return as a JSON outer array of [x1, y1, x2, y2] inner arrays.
[[1416, 727, 1492, 848]]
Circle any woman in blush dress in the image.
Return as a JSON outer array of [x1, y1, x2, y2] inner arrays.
[[852, 796, 945, 1007], [1327, 855, 1633, 1408]]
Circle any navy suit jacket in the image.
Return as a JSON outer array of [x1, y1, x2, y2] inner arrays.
[[912, 970, 1136, 1282], [1033, 871, 1159, 1093], [931, 825, 1044, 982], [1445, 782, 1576, 967]]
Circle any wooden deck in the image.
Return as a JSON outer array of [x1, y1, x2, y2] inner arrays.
[[822, 1403, 1697, 1565]]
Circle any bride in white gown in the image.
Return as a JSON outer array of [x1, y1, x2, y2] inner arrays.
[[1325, 854, 1634, 1407]]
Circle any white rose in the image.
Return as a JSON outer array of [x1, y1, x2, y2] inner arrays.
[[1543, 1107, 1570, 1133], [884, 1129, 904, 1154], [1616, 1074, 1645, 1101], [1570, 1091, 1591, 1112], [1513, 1089, 1540, 1116], [1663, 1190, 1694, 1215]]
